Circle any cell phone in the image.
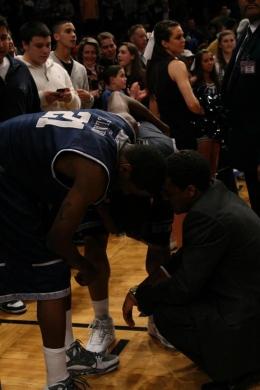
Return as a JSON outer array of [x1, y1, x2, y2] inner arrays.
[[56, 88, 66, 93]]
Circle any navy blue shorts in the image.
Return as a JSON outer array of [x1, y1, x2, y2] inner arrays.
[[0, 172, 70, 302]]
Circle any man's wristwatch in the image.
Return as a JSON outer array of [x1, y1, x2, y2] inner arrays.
[[129, 285, 138, 297]]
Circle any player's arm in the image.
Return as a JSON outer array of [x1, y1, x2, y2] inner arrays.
[[47, 155, 108, 271]]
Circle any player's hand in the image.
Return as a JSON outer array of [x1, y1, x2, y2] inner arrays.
[[122, 292, 137, 327]]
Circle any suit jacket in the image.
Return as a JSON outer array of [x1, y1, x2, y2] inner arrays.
[[136, 180, 260, 381], [222, 25, 260, 166]]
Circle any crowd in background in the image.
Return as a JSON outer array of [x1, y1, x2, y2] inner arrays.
[[0, 0, 245, 186], [0, 0, 241, 43], [2, 1, 260, 388]]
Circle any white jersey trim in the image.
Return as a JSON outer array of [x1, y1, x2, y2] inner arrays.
[[51, 149, 110, 204]]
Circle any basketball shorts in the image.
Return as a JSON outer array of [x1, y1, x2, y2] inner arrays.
[[0, 172, 70, 303]]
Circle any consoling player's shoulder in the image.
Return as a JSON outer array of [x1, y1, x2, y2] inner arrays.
[[137, 121, 176, 157]]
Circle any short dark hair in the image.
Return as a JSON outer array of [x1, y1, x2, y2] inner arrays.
[[167, 150, 211, 191], [0, 15, 8, 29], [102, 65, 122, 85], [124, 144, 166, 194], [97, 31, 115, 44], [52, 20, 72, 34], [20, 21, 50, 44], [128, 24, 145, 39]]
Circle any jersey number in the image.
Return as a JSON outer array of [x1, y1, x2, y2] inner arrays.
[[36, 111, 91, 129]]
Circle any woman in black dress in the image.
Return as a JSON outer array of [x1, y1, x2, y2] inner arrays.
[[147, 20, 204, 149]]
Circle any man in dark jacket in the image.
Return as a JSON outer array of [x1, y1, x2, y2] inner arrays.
[[123, 150, 260, 389], [0, 15, 40, 314], [0, 15, 40, 122], [222, 0, 260, 216]]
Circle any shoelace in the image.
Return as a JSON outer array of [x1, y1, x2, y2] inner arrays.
[[68, 340, 103, 368], [73, 374, 91, 389], [89, 320, 109, 345]]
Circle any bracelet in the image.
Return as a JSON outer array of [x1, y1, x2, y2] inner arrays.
[[129, 285, 138, 297]]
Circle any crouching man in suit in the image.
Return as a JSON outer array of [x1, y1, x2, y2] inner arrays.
[[123, 150, 260, 389]]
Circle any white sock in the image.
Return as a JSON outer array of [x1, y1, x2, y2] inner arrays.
[[43, 346, 69, 386], [92, 298, 109, 319], [65, 309, 74, 349]]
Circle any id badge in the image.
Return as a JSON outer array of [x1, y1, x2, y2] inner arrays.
[[240, 60, 256, 74]]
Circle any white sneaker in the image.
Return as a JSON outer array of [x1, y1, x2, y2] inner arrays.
[[0, 300, 27, 314], [86, 317, 116, 353], [66, 340, 119, 375]]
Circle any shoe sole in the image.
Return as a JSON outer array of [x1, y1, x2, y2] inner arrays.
[[0, 307, 27, 314], [68, 361, 119, 376]]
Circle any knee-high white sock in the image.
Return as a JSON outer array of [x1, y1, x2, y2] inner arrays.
[[65, 309, 74, 349], [92, 298, 109, 319], [43, 346, 69, 386]]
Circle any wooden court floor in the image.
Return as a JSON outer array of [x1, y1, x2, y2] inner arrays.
[[1, 180, 260, 389]]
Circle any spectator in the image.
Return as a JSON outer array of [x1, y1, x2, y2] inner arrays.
[[18, 21, 80, 111], [210, 4, 233, 33], [77, 36, 103, 105], [0, 14, 40, 316], [222, 0, 260, 216], [207, 17, 237, 56], [214, 29, 236, 85], [97, 31, 117, 68], [190, 49, 221, 176], [7, 32, 17, 57], [146, 19, 204, 147], [128, 24, 148, 66], [101, 65, 127, 110], [0, 15, 40, 122], [184, 16, 205, 53], [50, 20, 93, 108], [118, 42, 147, 102]]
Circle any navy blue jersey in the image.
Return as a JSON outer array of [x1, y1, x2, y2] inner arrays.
[[0, 109, 135, 203], [137, 122, 176, 157]]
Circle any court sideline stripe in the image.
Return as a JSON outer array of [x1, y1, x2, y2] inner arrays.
[[0, 318, 147, 332], [111, 339, 129, 355]]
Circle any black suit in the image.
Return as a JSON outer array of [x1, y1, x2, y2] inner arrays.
[[222, 24, 260, 215], [136, 181, 260, 382]]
